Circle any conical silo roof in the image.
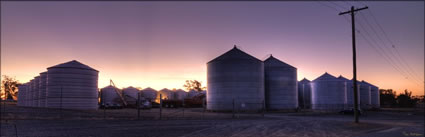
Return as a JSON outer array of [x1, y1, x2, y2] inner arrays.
[[361, 80, 378, 88], [337, 75, 350, 81], [313, 72, 338, 81], [299, 78, 311, 83], [207, 46, 261, 63], [264, 55, 296, 69], [47, 60, 98, 72], [141, 87, 157, 91]]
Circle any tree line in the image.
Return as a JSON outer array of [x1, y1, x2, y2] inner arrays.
[[380, 89, 424, 108]]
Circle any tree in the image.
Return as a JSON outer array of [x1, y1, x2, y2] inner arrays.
[[1, 75, 21, 100], [183, 80, 206, 92], [380, 89, 397, 107], [397, 89, 417, 108]]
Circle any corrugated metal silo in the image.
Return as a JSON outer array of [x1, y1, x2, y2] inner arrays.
[[369, 83, 380, 108], [27, 80, 33, 107], [100, 85, 123, 107], [311, 72, 347, 110], [187, 89, 200, 98], [33, 76, 40, 107], [264, 55, 298, 110], [174, 89, 188, 100], [207, 46, 264, 111], [39, 72, 47, 108], [17, 83, 28, 106], [140, 87, 157, 102], [46, 60, 99, 109], [122, 87, 139, 106], [298, 78, 311, 109], [359, 81, 371, 109], [337, 76, 360, 109], [158, 88, 174, 100]]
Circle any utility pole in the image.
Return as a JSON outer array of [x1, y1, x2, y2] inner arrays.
[[339, 6, 368, 123]]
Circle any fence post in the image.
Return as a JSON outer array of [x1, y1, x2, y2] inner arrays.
[[262, 99, 265, 118], [14, 124, 18, 137], [102, 90, 105, 120], [232, 98, 235, 119], [60, 85, 63, 119], [137, 92, 140, 120], [159, 94, 162, 120], [202, 98, 205, 119], [182, 98, 185, 119]]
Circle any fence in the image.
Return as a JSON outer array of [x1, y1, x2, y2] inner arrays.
[[1, 97, 266, 121]]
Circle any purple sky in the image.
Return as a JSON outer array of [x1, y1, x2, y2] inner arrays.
[[1, 1, 423, 95]]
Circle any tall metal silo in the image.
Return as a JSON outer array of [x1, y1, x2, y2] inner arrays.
[[187, 89, 200, 98], [33, 76, 40, 107], [298, 78, 312, 109], [29, 79, 36, 107], [359, 80, 371, 109], [39, 72, 47, 108], [337, 76, 360, 109], [17, 83, 28, 106], [100, 85, 123, 107], [174, 89, 188, 100], [207, 46, 264, 111], [311, 72, 347, 110], [158, 88, 174, 100], [122, 87, 139, 106], [362, 81, 379, 108], [27, 80, 34, 107], [264, 55, 298, 110], [46, 60, 99, 109], [140, 87, 157, 102]]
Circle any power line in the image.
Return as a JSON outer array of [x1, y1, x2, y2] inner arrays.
[[358, 11, 424, 84], [320, 2, 424, 86], [365, 9, 423, 83], [357, 12, 421, 83], [317, 1, 341, 12], [356, 21, 423, 87]]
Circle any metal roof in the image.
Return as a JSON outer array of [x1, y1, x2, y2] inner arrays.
[[47, 60, 98, 72], [207, 46, 262, 64], [337, 75, 350, 81], [141, 87, 157, 91], [313, 72, 338, 81], [361, 80, 378, 88], [299, 78, 311, 83], [264, 55, 296, 69]]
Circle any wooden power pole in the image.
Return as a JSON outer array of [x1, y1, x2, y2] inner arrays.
[[339, 6, 368, 123]]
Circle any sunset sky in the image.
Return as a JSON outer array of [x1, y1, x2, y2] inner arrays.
[[1, 1, 423, 95]]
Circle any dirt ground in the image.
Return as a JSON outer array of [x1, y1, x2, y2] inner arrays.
[[1, 103, 423, 137]]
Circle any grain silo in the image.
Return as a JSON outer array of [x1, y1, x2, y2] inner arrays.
[[298, 78, 312, 109], [311, 72, 347, 110], [27, 80, 33, 107], [174, 89, 188, 100], [337, 76, 360, 109], [264, 55, 298, 110], [46, 60, 99, 109], [100, 85, 123, 108], [39, 72, 47, 108], [158, 88, 174, 100], [33, 76, 40, 107], [207, 46, 264, 111], [140, 87, 157, 102], [362, 81, 379, 108], [359, 81, 371, 109], [17, 83, 28, 106], [122, 87, 139, 106], [187, 89, 200, 98], [369, 83, 380, 108]]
